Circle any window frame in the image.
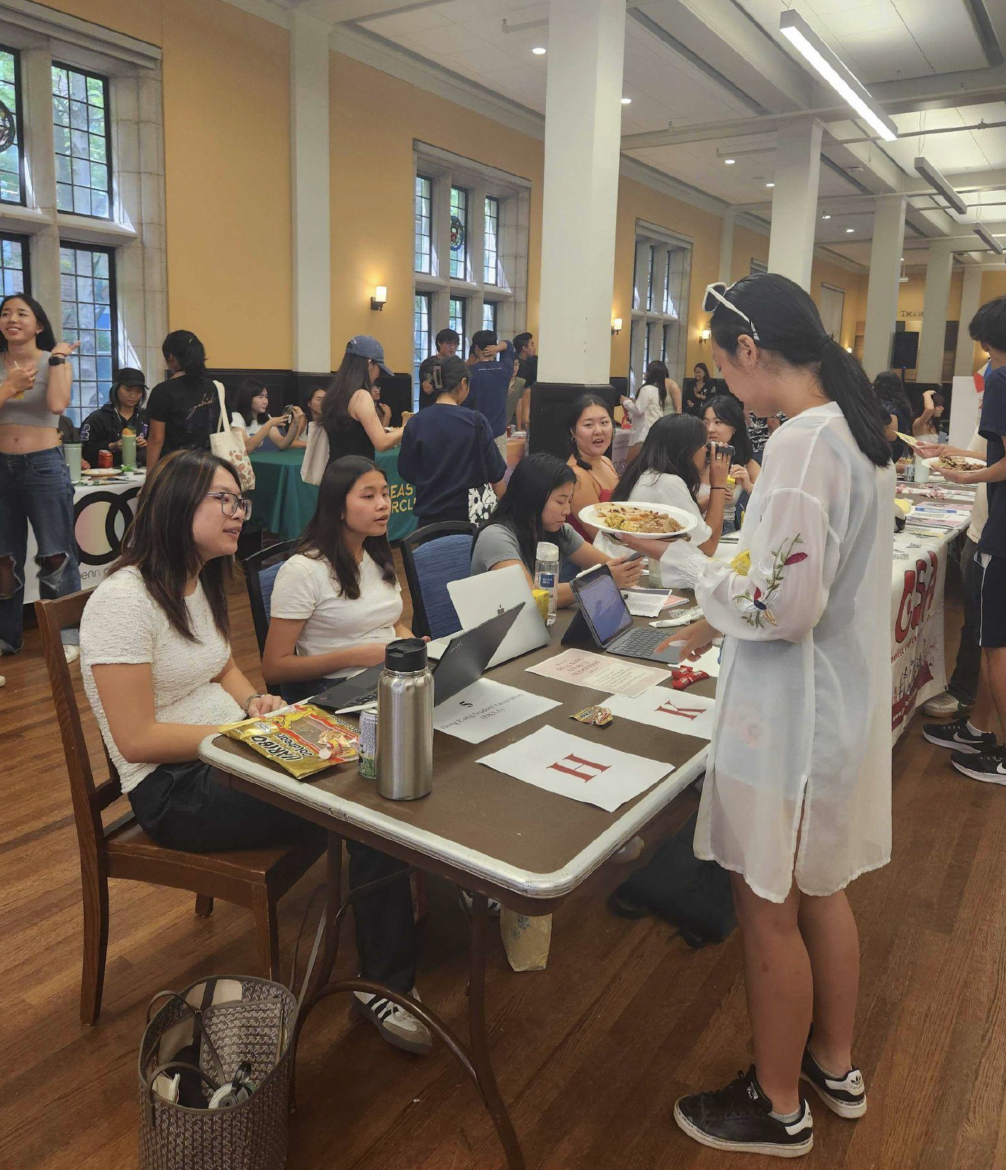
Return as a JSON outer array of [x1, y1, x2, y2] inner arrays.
[[629, 222, 693, 392], [0, 230, 30, 296], [52, 61, 113, 222], [413, 290, 431, 408], [484, 194, 499, 286], [59, 239, 119, 427], [0, 44, 25, 207], [414, 174, 432, 275]]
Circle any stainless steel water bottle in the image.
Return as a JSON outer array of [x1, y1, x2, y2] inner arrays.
[[375, 638, 434, 800]]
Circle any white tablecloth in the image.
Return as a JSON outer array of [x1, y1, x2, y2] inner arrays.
[[24, 473, 143, 604]]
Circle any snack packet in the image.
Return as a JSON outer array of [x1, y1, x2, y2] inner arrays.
[[220, 704, 358, 778]]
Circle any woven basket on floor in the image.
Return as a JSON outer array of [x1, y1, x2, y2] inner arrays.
[[138, 976, 297, 1170]]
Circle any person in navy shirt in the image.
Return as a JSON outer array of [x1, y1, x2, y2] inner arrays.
[[466, 329, 515, 440], [939, 295, 1006, 784], [398, 355, 506, 527]]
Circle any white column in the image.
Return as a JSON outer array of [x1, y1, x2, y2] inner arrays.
[[537, 0, 626, 384], [290, 12, 331, 372], [766, 118, 823, 290], [862, 196, 907, 378], [955, 262, 984, 376], [916, 239, 955, 383], [718, 208, 736, 284]]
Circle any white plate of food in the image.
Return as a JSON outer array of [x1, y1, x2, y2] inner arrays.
[[579, 500, 696, 540], [80, 467, 122, 478], [924, 455, 986, 472]]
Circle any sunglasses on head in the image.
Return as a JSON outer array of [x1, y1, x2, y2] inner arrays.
[[703, 282, 760, 341]]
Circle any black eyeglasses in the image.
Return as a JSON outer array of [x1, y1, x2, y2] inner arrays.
[[205, 491, 252, 520], [703, 281, 760, 341]]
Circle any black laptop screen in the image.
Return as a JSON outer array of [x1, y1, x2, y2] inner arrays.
[[575, 569, 633, 645]]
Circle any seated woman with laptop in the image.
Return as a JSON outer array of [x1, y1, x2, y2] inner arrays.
[[470, 452, 644, 602], [261, 454, 432, 1058]]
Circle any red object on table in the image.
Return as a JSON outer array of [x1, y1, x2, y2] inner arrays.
[[97, 449, 113, 469]]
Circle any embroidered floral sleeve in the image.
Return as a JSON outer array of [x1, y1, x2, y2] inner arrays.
[[677, 487, 833, 643]]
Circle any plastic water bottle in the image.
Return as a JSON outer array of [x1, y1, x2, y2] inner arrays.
[[535, 541, 559, 627]]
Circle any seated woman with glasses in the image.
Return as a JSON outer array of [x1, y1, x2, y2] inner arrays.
[[79, 448, 307, 853]]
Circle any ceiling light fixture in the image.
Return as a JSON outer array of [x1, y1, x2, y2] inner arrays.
[[724, 158, 736, 165], [914, 157, 968, 215], [822, 214, 831, 220], [779, 9, 898, 142], [846, 228, 854, 233], [621, 96, 632, 105], [531, 45, 546, 55], [766, 182, 775, 188], [974, 223, 1005, 255]]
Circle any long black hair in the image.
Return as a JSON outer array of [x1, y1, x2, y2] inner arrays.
[[162, 330, 208, 379], [872, 370, 912, 425], [709, 273, 890, 467], [234, 377, 269, 426], [321, 353, 373, 431], [613, 414, 706, 504], [703, 394, 754, 464], [567, 393, 613, 471], [642, 360, 669, 407], [0, 293, 57, 352], [111, 448, 236, 641], [296, 455, 396, 599], [481, 452, 576, 573]]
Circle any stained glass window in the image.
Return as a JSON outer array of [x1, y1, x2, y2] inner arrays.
[[60, 243, 116, 426], [450, 186, 468, 280]]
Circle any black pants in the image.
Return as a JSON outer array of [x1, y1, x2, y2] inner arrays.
[[277, 676, 418, 993], [415, 506, 469, 528], [948, 536, 982, 706]]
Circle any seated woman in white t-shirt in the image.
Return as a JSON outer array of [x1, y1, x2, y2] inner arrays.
[[79, 448, 306, 853], [230, 377, 304, 454], [594, 415, 730, 586]]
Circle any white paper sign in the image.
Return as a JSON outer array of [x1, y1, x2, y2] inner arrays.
[[525, 648, 671, 697], [602, 686, 717, 740], [477, 726, 674, 813], [432, 679, 560, 744]]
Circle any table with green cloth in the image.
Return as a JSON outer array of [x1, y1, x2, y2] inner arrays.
[[249, 448, 417, 543]]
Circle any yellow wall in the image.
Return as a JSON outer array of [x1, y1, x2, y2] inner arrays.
[[730, 225, 768, 284], [41, 0, 294, 369]]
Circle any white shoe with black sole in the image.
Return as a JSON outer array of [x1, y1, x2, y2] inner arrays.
[[800, 1049, 867, 1119], [923, 717, 997, 755], [352, 988, 432, 1055], [951, 746, 1006, 786]]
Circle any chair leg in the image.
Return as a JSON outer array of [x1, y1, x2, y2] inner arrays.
[[195, 895, 214, 917], [252, 886, 280, 981], [80, 867, 109, 1026]]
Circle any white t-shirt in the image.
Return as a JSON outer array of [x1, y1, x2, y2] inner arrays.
[[593, 470, 711, 586], [624, 383, 664, 445], [79, 567, 244, 796], [231, 412, 263, 435], [269, 551, 403, 679]]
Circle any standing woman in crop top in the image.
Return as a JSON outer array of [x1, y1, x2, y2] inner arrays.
[[0, 293, 81, 658]]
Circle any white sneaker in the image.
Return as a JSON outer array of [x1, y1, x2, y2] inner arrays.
[[352, 987, 432, 1055], [63, 645, 79, 664], [921, 691, 963, 718]]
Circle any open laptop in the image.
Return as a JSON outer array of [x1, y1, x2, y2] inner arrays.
[[312, 603, 522, 714], [445, 563, 550, 668], [564, 565, 681, 664]]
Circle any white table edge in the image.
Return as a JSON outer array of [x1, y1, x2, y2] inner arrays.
[[199, 734, 708, 901]]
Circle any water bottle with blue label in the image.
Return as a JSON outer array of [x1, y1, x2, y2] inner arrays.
[[535, 541, 559, 627]]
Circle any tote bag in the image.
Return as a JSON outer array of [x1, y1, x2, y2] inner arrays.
[[300, 420, 330, 486], [468, 429, 499, 524], [209, 381, 255, 492]]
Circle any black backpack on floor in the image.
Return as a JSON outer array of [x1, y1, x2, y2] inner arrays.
[[609, 811, 736, 948]]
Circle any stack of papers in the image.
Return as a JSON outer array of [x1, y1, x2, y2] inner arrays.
[[622, 589, 687, 618]]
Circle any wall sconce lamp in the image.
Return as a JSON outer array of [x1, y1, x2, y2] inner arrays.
[[371, 285, 387, 311], [611, 317, 622, 336], [699, 328, 711, 344]]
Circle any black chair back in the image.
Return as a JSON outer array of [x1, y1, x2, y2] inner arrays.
[[242, 539, 298, 655]]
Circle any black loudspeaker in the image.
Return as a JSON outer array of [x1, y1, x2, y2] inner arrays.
[[377, 372, 413, 426], [529, 382, 620, 460], [892, 331, 919, 370]]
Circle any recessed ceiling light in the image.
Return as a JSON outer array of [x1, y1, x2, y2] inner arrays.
[[765, 182, 775, 188], [724, 158, 736, 165], [531, 46, 546, 55], [900, 257, 905, 261], [822, 214, 831, 220], [621, 96, 632, 105], [846, 227, 855, 233]]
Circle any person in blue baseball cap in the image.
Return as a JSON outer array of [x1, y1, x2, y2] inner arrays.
[[320, 334, 403, 463]]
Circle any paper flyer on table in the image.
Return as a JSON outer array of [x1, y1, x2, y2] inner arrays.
[[432, 679, 560, 744], [477, 725, 674, 812], [602, 687, 717, 740], [525, 649, 671, 697]]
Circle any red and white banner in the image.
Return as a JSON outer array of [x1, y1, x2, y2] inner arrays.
[[891, 534, 949, 743]]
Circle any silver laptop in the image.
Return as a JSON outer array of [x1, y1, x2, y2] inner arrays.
[[431, 563, 549, 668]]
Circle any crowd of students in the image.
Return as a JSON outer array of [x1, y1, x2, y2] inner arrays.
[[8, 269, 1006, 1158]]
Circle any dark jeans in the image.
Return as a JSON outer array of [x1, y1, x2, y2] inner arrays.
[[948, 536, 981, 707], [0, 446, 80, 652], [276, 676, 417, 993]]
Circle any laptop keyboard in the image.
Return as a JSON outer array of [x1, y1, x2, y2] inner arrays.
[[613, 627, 667, 657]]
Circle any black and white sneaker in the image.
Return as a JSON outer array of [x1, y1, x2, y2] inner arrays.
[[674, 1067, 813, 1158], [352, 988, 432, 1055], [951, 746, 1006, 786], [800, 1048, 867, 1118], [923, 717, 997, 755]]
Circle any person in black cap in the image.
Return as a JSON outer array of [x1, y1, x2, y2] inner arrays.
[[80, 367, 149, 467], [399, 355, 506, 526], [320, 335, 404, 464], [417, 327, 460, 410], [467, 329, 515, 445]]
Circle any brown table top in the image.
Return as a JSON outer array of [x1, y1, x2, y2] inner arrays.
[[201, 608, 714, 913]]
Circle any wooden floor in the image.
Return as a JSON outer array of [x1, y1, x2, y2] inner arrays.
[[2, 565, 1005, 1169]]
